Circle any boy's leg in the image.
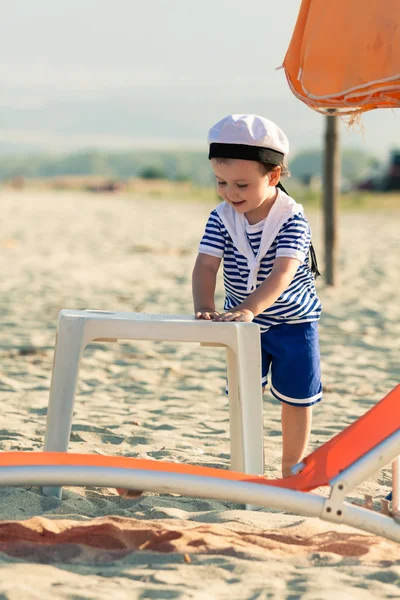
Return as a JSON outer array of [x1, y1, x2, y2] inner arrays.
[[281, 404, 312, 477], [261, 322, 322, 477]]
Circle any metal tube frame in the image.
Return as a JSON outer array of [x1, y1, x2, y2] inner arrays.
[[329, 430, 400, 493], [392, 457, 400, 514]]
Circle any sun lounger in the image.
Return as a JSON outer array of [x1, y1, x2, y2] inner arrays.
[[0, 386, 398, 543]]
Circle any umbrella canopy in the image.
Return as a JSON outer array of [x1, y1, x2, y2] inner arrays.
[[281, 0, 400, 115]]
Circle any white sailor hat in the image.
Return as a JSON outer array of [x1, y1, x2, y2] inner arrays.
[[207, 114, 289, 165]]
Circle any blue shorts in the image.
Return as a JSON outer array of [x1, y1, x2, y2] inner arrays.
[[261, 321, 322, 407]]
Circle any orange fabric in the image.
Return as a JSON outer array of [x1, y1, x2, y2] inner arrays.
[[283, 384, 400, 491], [0, 451, 267, 483], [282, 0, 400, 114], [0, 385, 398, 492]]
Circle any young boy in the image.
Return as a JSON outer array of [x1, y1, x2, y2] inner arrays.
[[192, 114, 322, 478]]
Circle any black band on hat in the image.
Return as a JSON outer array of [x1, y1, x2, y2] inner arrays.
[[209, 143, 285, 165]]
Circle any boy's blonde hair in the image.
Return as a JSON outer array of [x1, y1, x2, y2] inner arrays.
[[213, 157, 290, 178]]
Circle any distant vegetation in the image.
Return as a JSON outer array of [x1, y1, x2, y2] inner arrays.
[[0, 150, 212, 185], [289, 148, 379, 182], [0, 147, 380, 187]]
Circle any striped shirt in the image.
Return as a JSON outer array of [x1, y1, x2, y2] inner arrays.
[[199, 207, 322, 332]]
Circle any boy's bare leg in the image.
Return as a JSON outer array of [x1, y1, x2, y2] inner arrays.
[[281, 403, 312, 478]]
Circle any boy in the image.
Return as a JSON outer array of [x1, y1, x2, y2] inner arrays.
[[192, 114, 322, 477]]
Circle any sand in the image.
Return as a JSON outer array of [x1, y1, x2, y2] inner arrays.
[[0, 188, 399, 599]]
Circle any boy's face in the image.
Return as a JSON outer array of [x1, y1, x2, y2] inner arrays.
[[211, 159, 280, 220]]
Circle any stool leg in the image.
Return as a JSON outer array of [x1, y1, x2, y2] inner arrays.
[[226, 347, 244, 472], [42, 315, 88, 499], [235, 326, 264, 477]]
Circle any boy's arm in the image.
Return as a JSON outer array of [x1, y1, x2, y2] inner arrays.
[[215, 257, 300, 322], [192, 253, 222, 320]]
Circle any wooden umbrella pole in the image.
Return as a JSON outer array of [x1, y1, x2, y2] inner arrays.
[[323, 112, 340, 286]]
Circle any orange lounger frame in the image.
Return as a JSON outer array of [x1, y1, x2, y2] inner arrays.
[[0, 386, 399, 543]]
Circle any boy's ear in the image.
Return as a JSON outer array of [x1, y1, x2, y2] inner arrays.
[[269, 166, 281, 187]]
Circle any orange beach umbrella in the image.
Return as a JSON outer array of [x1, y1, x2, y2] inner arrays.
[[281, 0, 400, 115]]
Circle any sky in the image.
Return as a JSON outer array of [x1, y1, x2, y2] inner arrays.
[[1, 0, 399, 158]]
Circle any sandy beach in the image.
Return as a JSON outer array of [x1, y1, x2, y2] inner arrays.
[[0, 188, 399, 599]]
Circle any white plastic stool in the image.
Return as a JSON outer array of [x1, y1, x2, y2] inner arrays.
[[43, 309, 264, 500]]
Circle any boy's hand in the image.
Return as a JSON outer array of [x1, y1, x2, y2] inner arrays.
[[195, 309, 220, 320], [213, 309, 254, 322]]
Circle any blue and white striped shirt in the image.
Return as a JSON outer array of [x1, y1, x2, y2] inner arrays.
[[199, 207, 321, 331]]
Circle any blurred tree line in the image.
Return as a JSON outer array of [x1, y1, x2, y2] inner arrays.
[[0, 147, 379, 186]]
